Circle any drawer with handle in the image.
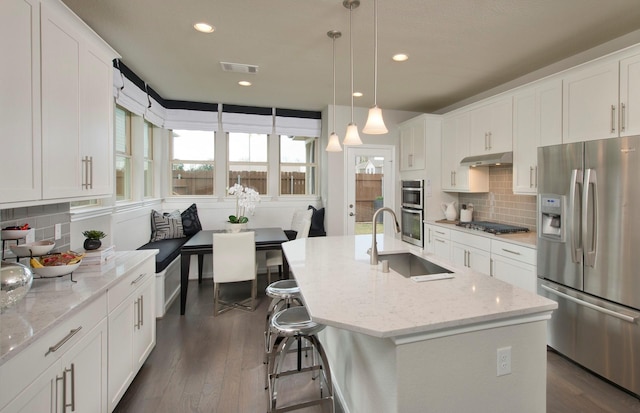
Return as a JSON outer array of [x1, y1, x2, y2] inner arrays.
[[490, 239, 536, 265], [107, 259, 154, 312]]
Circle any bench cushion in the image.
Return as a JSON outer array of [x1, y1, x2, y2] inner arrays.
[[138, 237, 191, 273]]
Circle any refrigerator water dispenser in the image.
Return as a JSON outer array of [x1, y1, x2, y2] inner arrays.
[[539, 195, 564, 240]]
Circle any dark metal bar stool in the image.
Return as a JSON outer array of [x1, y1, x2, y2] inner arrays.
[[267, 306, 334, 413]]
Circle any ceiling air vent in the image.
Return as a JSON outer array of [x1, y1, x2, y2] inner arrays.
[[220, 62, 259, 74]]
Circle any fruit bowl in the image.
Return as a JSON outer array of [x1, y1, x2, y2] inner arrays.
[[32, 261, 82, 278], [10, 241, 55, 257], [1, 229, 30, 240]]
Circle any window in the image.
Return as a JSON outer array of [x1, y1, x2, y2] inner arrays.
[[228, 132, 268, 195], [170, 130, 214, 195], [279, 135, 317, 195], [143, 121, 154, 198], [115, 106, 131, 201]]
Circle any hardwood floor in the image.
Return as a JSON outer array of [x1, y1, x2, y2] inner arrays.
[[114, 277, 640, 413]]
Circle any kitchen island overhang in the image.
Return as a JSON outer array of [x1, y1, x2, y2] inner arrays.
[[282, 234, 557, 413]]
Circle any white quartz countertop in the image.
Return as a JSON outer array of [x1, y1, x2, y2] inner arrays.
[[282, 235, 555, 339], [427, 220, 538, 247], [0, 250, 157, 365]]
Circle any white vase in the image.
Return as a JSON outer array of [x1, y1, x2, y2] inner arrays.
[[226, 222, 248, 233]]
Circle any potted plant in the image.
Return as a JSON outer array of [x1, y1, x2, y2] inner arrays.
[[82, 230, 106, 250], [226, 183, 260, 232]]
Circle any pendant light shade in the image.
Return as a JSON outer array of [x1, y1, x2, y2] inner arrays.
[[343, 0, 362, 146], [326, 30, 343, 152], [344, 123, 362, 145], [362, 0, 388, 135], [326, 132, 342, 151]]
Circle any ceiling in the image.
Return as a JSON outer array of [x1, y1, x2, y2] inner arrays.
[[61, 0, 640, 114]]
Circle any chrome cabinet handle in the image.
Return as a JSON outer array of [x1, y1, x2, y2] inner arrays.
[[450, 171, 454, 186], [535, 166, 538, 188], [134, 297, 141, 329], [490, 258, 493, 277], [140, 295, 144, 327], [621, 102, 626, 132], [611, 104, 616, 133], [529, 166, 534, 188], [45, 327, 82, 357], [435, 230, 446, 235], [57, 363, 75, 412], [435, 238, 445, 243], [484, 132, 488, 150], [502, 248, 521, 256], [452, 171, 456, 186], [488, 132, 492, 150], [88, 156, 93, 189], [131, 273, 146, 285]]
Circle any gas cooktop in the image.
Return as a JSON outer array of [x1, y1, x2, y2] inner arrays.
[[456, 221, 530, 235]]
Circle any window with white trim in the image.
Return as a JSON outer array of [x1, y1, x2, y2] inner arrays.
[[170, 130, 215, 196], [143, 121, 154, 198], [227, 132, 268, 195], [279, 135, 318, 195], [115, 106, 132, 201]]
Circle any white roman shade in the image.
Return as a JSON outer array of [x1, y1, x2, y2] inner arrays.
[[275, 109, 322, 137], [112, 66, 146, 116], [144, 95, 165, 128], [221, 108, 273, 134], [163, 108, 218, 131]]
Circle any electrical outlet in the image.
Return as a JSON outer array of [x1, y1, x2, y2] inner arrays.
[[55, 223, 62, 240], [497, 346, 511, 376]]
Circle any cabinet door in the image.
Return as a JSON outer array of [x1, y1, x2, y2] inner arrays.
[[620, 53, 640, 137], [442, 113, 478, 191], [108, 297, 136, 411], [563, 60, 619, 143], [467, 247, 491, 275], [41, 4, 82, 199], [424, 224, 435, 254], [538, 79, 563, 148], [0, 0, 41, 204], [0, 363, 56, 413], [81, 48, 114, 197], [441, 116, 457, 191], [133, 275, 156, 370], [470, 105, 492, 155], [433, 237, 451, 261], [488, 97, 513, 153], [400, 124, 414, 171], [492, 255, 537, 293], [451, 242, 467, 268], [399, 118, 425, 171], [513, 89, 537, 194]]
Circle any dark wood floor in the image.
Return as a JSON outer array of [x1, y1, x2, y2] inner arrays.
[[114, 277, 640, 413]]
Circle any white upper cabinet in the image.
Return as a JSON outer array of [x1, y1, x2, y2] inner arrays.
[[620, 53, 640, 137], [563, 60, 619, 143], [512, 78, 562, 194], [0, 0, 42, 204], [41, 1, 116, 200], [442, 112, 489, 193], [469, 96, 513, 155], [399, 115, 426, 171]]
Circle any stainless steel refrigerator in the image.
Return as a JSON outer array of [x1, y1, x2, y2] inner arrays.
[[537, 136, 640, 396]]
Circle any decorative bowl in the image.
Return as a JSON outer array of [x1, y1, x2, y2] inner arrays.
[[32, 261, 82, 278], [10, 241, 55, 257], [1, 229, 30, 240], [1, 261, 33, 309]]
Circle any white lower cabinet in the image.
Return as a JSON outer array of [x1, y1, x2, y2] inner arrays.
[[0, 296, 108, 413], [451, 231, 491, 274], [490, 239, 537, 293], [425, 224, 451, 261], [108, 259, 156, 412]]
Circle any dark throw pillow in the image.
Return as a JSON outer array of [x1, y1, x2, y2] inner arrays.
[[181, 203, 202, 236], [307, 205, 325, 233], [151, 210, 185, 241]]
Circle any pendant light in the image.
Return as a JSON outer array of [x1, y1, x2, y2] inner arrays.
[[343, 0, 362, 146], [362, 0, 388, 134], [326, 30, 343, 152]]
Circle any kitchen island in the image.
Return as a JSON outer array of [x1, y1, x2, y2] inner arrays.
[[282, 234, 557, 413]]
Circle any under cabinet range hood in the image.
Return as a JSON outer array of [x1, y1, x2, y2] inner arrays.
[[460, 152, 513, 167]]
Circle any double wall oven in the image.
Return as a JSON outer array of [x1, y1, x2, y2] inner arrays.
[[401, 180, 424, 247]]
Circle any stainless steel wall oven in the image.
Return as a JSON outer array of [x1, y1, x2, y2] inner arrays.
[[401, 180, 424, 247]]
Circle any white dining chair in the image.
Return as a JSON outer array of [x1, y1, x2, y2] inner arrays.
[[266, 210, 312, 283], [213, 231, 258, 316]]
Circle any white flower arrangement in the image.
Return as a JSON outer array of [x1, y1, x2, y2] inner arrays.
[[227, 183, 261, 224]]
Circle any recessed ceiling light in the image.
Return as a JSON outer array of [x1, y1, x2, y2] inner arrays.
[[193, 22, 215, 33], [393, 53, 408, 62], [239, 81, 252, 86], [353, 92, 363, 97]]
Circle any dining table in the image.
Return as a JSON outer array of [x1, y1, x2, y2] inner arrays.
[[179, 227, 289, 315]]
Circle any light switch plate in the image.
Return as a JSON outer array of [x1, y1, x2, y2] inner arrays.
[[55, 224, 62, 240]]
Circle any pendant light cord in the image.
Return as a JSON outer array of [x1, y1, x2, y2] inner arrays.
[[349, 3, 354, 122], [333, 34, 337, 133], [373, 0, 378, 106]]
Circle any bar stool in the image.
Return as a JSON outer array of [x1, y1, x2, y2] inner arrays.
[[267, 306, 334, 413], [264, 280, 304, 386]]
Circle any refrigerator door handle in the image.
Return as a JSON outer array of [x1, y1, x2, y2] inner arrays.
[[569, 169, 583, 263], [540, 284, 636, 323], [582, 168, 598, 267]]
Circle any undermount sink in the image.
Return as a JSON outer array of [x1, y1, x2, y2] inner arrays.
[[378, 253, 453, 278]]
